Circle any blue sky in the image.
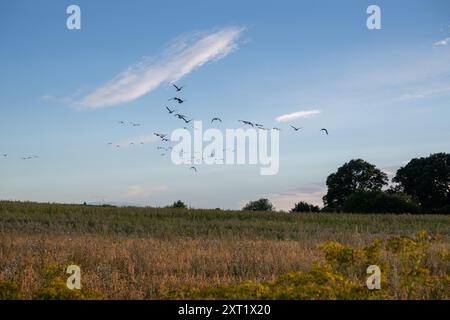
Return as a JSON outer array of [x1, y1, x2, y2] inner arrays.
[[1, 0, 449, 210]]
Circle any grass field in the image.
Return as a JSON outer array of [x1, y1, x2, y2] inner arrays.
[[0, 201, 449, 299]]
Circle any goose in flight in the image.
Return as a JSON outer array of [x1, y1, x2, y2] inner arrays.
[[291, 125, 303, 131], [211, 117, 222, 123], [238, 120, 254, 127], [118, 121, 125, 125], [183, 118, 193, 124], [175, 113, 187, 120], [154, 133, 168, 139], [165, 106, 176, 114], [130, 122, 140, 127], [173, 84, 185, 92], [272, 127, 281, 131], [169, 97, 185, 104], [320, 128, 329, 135]]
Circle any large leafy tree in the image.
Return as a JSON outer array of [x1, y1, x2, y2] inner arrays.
[[323, 159, 388, 210], [393, 153, 450, 211]]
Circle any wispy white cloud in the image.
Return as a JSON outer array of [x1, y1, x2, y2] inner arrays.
[[79, 26, 244, 108], [116, 133, 159, 148], [398, 85, 450, 101], [433, 37, 450, 46], [275, 109, 321, 122]]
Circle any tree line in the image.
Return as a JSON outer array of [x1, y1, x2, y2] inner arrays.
[[243, 153, 449, 214]]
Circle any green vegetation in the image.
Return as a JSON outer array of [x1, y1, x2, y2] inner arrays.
[[242, 198, 274, 212], [0, 201, 449, 299], [343, 191, 420, 214], [323, 159, 388, 211], [291, 201, 320, 213], [1, 201, 449, 239], [393, 153, 450, 212]]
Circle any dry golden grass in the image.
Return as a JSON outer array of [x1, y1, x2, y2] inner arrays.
[[0, 234, 325, 299]]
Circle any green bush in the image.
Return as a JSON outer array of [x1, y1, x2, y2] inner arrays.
[[32, 264, 102, 300], [433, 205, 450, 214], [167, 200, 187, 209], [343, 191, 420, 214], [291, 201, 320, 213], [0, 281, 22, 300], [242, 198, 274, 211]]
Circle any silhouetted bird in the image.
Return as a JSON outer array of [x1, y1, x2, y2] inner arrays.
[[2, 154, 7, 157], [154, 133, 168, 139], [211, 117, 222, 123], [166, 106, 176, 114], [272, 127, 281, 131], [320, 128, 329, 135], [173, 84, 185, 92], [174, 113, 186, 119], [169, 97, 185, 104], [190, 166, 197, 173], [291, 125, 303, 131], [238, 120, 254, 127]]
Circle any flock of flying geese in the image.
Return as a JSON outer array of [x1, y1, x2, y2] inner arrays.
[[2, 84, 328, 172], [1, 153, 39, 161], [149, 84, 329, 173]]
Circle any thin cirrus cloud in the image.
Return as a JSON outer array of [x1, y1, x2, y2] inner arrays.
[[79, 26, 244, 108], [433, 37, 450, 47], [275, 109, 321, 122]]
